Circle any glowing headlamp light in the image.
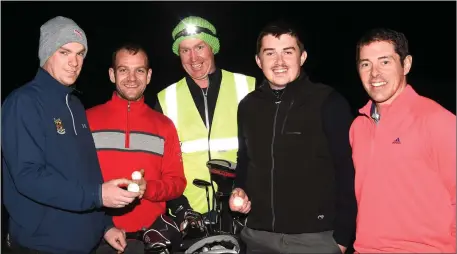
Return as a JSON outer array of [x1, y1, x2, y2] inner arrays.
[[174, 24, 216, 40]]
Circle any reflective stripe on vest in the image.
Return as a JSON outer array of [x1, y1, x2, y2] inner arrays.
[[181, 137, 238, 153], [233, 73, 249, 103], [165, 83, 178, 128]]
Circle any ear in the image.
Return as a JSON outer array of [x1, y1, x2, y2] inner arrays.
[[146, 68, 152, 85], [255, 54, 262, 69], [403, 55, 412, 75], [109, 68, 116, 84], [300, 50, 308, 66]]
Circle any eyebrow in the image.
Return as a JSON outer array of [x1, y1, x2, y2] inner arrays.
[[359, 55, 394, 63], [116, 65, 148, 70], [262, 47, 296, 53], [283, 47, 296, 51], [60, 46, 86, 54], [180, 43, 205, 50]]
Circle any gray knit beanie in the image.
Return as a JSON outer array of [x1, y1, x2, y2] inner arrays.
[[38, 16, 88, 67]]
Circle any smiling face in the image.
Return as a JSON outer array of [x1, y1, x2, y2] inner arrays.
[[179, 38, 216, 81], [357, 40, 412, 106], [255, 34, 307, 90], [109, 49, 152, 101], [42, 42, 86, 86]]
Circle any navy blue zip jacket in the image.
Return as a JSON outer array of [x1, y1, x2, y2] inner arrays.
[[2, 68, 113, 253]]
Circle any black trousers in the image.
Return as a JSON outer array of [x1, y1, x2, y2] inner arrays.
[[96, 214, 181, 254], [9, 244, 96, 254]]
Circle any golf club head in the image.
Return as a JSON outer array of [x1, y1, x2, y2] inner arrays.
[[193, 179, 212, 188], [207, 159, 237, 197], [207, 159, 236, 172]]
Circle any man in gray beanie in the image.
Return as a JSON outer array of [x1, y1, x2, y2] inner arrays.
[[38, 16, 88, 86], [2, 16, 140, 253], [39, 16, 88, 67]]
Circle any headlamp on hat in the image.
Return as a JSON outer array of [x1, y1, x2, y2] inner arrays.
[[185, 24, 197, 35], [174, 24, 216, 41], [171, 16, 220, 56]]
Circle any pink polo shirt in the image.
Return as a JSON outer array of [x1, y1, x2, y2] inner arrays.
[[350, 85, 456, 253]]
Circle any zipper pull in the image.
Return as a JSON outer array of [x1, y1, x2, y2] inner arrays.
[[128, 102, 131, 112]]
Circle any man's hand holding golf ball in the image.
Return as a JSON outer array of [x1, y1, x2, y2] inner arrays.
[[229, 188, 251, 214], [129, 169, 146, 199]]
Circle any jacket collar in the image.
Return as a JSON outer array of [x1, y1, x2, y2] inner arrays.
[[185, 67, 222, 89], [108, 91, 148, 112], [359, 84, 418, 120], [35, 68, 74, 96], [259, 70, 309, 101]]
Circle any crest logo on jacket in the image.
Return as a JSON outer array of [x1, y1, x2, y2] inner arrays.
[[54, 118, 66, 135]]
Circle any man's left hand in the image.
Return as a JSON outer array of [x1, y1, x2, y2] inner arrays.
[[104, 227, 126, 253]]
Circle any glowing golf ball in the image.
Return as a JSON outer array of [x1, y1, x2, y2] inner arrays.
[[233, 197, 244, 207], [131, 171, 142, 180], [127, 183, 140, 192]]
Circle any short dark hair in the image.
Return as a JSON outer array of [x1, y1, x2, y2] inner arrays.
[[256, 20, 305, 55], [111, 43, 149, 69], [356, 28, 410, 66]]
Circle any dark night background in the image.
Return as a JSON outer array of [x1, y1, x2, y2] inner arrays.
[[1, 1, 456, 112], [1, 0, 456, 250]]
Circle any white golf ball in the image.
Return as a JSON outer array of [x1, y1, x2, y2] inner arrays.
[[131, 171, 142, 180], [233, 197, 244, 207], [127, 183, 140, 192]]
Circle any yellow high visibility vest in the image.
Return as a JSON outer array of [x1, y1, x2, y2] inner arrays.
[[157, 69, 255, 213]]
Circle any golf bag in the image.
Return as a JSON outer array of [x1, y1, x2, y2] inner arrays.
[[182, 159, 246, 253]]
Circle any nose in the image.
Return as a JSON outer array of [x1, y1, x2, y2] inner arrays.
[[127, 70, 137, 81], [190, 49, 198, 62], [275, 53, 285, 65], [370, 65, 380, 78], [68, 54, 78, 68]]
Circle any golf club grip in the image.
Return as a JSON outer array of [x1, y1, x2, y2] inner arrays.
[[206, 186, 213, 233]]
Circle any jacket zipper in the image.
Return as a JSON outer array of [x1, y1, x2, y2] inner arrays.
[[202, 84, 216, 212], [369, 103, 380, 162], [369, 118, 378, 165], [280, 100, 294, 134], [271, 100, 281, 231], [65, 94, 77, 135], [125, 102, 130, 148], [202, 87, 211, 160]]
